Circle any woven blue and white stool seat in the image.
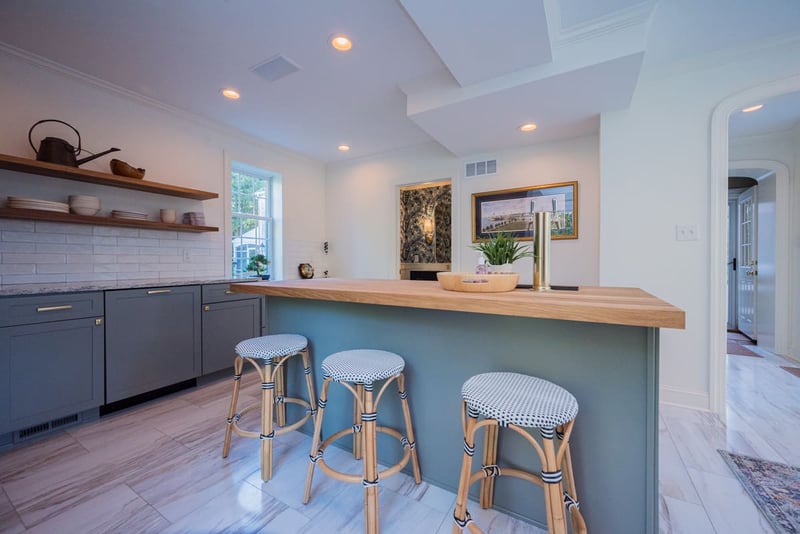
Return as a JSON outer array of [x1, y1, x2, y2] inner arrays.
[[321, 349, 405, 384], [461, 372, 578, 428], [235, 334, 308, 360]]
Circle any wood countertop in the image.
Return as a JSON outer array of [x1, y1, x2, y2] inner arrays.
[[230, 278, 685, 329]]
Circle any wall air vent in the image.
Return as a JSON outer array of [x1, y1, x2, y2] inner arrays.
[[251, 54, 302, 82], [14, 413, 81, 442], [465, 159, 497, 178]]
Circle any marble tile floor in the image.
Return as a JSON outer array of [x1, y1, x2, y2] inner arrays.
[[2, 340, 798, 533], [0, 374, 541, 534], [659, 337, 800, 533]]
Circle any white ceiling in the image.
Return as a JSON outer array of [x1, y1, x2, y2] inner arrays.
[[0, 0, 799, 162], [729, 91, 800, 139]]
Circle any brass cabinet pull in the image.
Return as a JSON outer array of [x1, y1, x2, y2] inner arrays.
[[147, 289, 172, 295], [224, 290, 234, 294], [203, 305, 211, 312], [95, 318, 104, 326], [36, 304, 73, 312]]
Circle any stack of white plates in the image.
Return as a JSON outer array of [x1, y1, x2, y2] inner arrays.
[[111, 209, 148, 220], [7, 196, 69, 213], [182, 211, 206, 225], [69, 195, 100, 216]]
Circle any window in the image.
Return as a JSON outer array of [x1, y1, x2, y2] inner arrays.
[[231, 165, 274, 277]]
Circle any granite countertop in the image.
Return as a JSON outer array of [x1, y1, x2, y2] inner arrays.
[[0, 277, 260, 297]]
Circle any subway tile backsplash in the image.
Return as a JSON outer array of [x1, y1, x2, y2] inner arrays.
[[0, 220, 224, 285]]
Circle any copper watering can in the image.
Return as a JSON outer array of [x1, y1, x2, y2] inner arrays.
[[28, 119, 120, 167]]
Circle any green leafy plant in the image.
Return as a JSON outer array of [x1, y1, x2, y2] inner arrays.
[[246, 254, 270, 275], [472, 232, 533, 265]]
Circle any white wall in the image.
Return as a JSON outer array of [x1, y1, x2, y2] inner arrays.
[[325, 135, 600, 285], [600, 39, 800, 409], [0, 50, 326, 284]]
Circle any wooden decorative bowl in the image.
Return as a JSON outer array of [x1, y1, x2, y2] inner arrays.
[[437, 272, 520, 293], [110, 159, 146, 179]]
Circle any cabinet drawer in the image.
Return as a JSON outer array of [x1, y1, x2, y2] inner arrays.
[[202, 282, 259, 303], [0, 292, 104, 327]]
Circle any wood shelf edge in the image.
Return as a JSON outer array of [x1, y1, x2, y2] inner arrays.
[[0, 208, 218, 233], [0, 153, 219, 201]]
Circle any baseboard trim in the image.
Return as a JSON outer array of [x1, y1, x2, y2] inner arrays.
[[660, 386, 711, 411]]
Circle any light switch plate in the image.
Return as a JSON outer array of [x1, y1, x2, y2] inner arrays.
[[675, 224, 698, 241]]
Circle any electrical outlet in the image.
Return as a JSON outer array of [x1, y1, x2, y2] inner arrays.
[[675, 224, 698, 241], [183, 249, 190, 262]]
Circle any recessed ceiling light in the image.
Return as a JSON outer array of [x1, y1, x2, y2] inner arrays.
[[331, 35, 353, 51], [221, 88, 240, 100], [742, 104, 763, 113], [337, 144, 351, 152], [519, 123, 537, 132]]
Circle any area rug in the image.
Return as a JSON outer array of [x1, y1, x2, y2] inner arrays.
[[718, 450, 800, 533], [782, 367, 800, 379], [727, 341, 763, 357]]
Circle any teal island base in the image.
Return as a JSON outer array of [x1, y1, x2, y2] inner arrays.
[[268, 296, 659, 533]]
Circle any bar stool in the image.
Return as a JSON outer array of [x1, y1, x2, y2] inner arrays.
[[452, 372, 586, 534], [222, 334, 317, 482], [303, 349, 422, 534]]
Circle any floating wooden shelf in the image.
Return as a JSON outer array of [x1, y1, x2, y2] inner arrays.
[[0, 208, 218, 233], [0, 153, 218, 200]]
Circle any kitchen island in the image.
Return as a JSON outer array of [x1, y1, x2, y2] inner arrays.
[[230, 278, 684, 533]]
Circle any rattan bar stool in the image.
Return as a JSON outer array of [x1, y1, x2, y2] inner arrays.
[[452, 372, 587, 534], [303, 349, 422, 534], [222, 334, 317, 482]]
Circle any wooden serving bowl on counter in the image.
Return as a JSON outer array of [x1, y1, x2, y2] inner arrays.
[[436, 272, 520, 293]]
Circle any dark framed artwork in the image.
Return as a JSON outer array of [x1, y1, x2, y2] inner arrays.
[[471, 181, 578, 242]]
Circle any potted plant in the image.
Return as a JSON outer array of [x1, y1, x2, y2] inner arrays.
[[472, 232, 533, 273], [247, 254, 271, 280]]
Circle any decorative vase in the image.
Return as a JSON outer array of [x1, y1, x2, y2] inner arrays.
[[487, 263, 513, 274], [261, 274, 270, 280]]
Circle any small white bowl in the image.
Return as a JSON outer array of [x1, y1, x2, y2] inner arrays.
[[70, 206, 100, 216], [69, 195, 100, 205]]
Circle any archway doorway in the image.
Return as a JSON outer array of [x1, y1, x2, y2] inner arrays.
[[710, 80, 798, 415]]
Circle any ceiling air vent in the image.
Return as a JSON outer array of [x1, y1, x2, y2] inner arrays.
[[251, 54, 302, 82], [465, 159, 497, 178]]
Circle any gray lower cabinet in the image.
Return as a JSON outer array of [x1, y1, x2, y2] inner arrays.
[[105, 286, 201, 403], [0, 292, 105, 434], [201, 284, 261, 375]]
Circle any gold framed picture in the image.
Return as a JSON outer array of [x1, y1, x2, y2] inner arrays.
[[472, 181, 578, 242]]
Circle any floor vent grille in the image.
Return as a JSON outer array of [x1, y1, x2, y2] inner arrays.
[[14, 413, 82, 442]]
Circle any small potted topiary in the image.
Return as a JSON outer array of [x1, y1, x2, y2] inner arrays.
[[247, 254, 271, 280], [472, 232, 533, 273]]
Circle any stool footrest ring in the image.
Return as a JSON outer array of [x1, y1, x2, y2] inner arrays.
[[229, 397, 313, 439], [313, 424, 412, 485]]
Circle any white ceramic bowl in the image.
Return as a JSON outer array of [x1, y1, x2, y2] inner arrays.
[[68, 195, 100, 206], [70, 206, 100, 216]]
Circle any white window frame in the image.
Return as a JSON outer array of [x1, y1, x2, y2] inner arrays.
[[225, 158, 282, 279]]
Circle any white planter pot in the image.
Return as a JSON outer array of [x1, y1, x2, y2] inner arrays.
[[487, 263, 514, 274]]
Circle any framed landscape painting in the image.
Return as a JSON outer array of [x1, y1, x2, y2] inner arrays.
[[471, 181, 578, 242]]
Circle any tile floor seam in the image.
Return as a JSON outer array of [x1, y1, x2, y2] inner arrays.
[[661, 407, 724, 532]]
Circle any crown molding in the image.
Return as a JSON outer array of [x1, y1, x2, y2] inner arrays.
[[554, 1, 656, 47], [0, 41, 317, 164]]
